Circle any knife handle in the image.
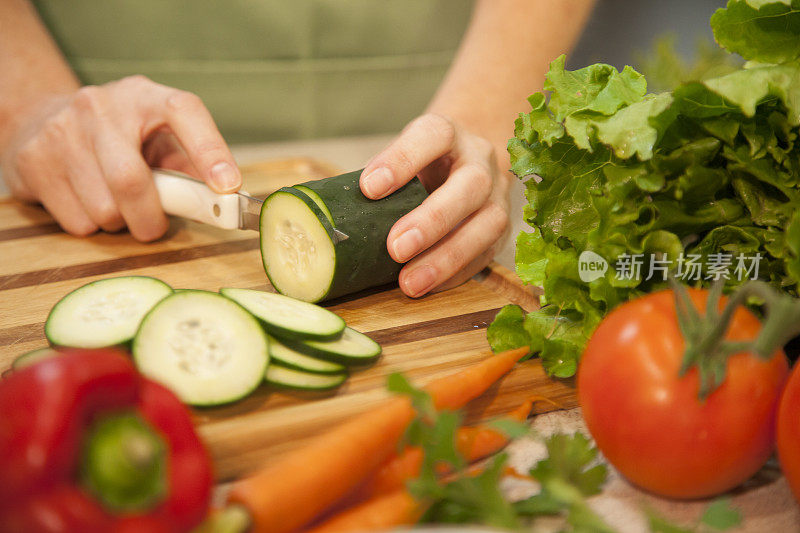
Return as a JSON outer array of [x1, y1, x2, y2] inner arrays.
[[153, 169, 241, 230]]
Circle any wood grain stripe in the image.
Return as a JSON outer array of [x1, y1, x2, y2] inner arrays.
[[364, 307, 502, 346], [0, 223, 61, 242], [0, 323, 46, 348], [0, 307, 503, 349], [0, 238, 259, 290]]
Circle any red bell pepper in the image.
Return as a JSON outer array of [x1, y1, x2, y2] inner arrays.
[[0, 348, 212, 532]]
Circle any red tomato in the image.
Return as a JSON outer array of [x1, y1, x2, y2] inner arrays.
[[578, 288, 789, 499], [777, 361, 800, 502]]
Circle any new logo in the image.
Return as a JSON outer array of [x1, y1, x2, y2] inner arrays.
[[578, 251, 608, 283]]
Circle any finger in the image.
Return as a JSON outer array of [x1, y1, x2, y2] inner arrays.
[[20, 142, 98, 236], [59, 115, 125, 232], [143, 132, 199, 177], [386, 161, 492, 263], [360, 114, 456, 199], [38, 180, 99, 237], [128, 80, 240, 193], [431, 245, 497, 293], [398, 200, 508, 298], [92, 128, 169, 242]]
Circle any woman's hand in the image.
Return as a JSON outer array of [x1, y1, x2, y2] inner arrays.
[[360, 113, 510, 298], [0, 75, 241, 241]]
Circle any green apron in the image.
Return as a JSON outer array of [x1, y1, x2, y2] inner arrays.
[[33, 1, 474, 143]]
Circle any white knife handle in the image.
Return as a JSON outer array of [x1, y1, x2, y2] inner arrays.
[[153, 169, 240, 230]]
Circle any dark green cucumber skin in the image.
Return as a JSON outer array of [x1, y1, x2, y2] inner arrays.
[[251, 316, 342, 342], [265, 364, 347, 391], [279, 336, 382, 367], [267, 337, 346, 374], [295, 169, 428, 301], [218, 289, 345, 342]]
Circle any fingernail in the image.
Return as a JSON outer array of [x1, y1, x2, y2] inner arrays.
[[362, 167, 393, 198], [210, 161, 240, 191], [392, 227, 423, 262], [403, 265, 437, 297]]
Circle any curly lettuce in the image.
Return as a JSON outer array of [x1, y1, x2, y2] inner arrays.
[[489, 0, 800, 377]]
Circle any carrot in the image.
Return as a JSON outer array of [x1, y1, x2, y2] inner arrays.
[[360, 397, 538, 499], [305, 488, 426, 533], [227, 346, 528, 533], [456, 397, 535, 460], [425, 347, 529, 411]]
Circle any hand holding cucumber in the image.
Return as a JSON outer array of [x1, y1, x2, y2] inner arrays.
[[360, 113, 510, 298]]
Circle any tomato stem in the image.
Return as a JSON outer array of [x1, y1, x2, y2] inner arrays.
[[671, 278, 800, 398]]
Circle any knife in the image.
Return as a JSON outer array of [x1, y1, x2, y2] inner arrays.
[[152, 168, 349, 241]]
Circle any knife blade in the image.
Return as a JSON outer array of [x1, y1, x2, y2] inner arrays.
[[152, 168, 349, 242]]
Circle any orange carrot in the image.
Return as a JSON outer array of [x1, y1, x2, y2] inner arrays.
[[425, 348, 528, 411], [305, 488, 426, 533], [359, 446, 425, 499], [360, 397, 537, 499], [227, 346, 528, 533], [456, 397, 534, 460]]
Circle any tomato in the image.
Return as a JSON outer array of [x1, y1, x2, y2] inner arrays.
[[777, 361, 800, 503], [577, 288, 789, 499]]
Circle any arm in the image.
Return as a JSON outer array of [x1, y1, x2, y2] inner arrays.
[[361, 0, 595, 297], [427, 0, 595, 171], [0, 0, 241, 241]]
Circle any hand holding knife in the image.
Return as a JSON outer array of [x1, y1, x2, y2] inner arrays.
[[152, 168, 349, 241]]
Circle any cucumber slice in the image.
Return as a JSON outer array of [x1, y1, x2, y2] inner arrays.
[[260, 170, 427, 302], [287, 327, 381, 366], [260, 188, 337, 303], [133, 290, 269, 406], [12, 348, 61, 370], [265, 364, 346, 391], [219, 288, 345, 341], [267, 335, 345, 374], [45, 276, 173, 348]]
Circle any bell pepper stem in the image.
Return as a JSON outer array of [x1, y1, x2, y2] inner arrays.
[[80, 411, 167, 513]]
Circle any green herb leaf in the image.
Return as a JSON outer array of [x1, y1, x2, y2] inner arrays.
[[530, 433, 607, 498], [646, 508, 695, 533], [425, 454, 522, 529], [485, 418, 532, 440], [646, 498, 742, 533], [700, 499, 743, 530]]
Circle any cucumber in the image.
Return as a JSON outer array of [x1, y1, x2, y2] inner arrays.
[[286, 327, 381, 366], [133, 290, 269, 406], [293, 185, 334, 226], [219, 288, 345, 341], [45, 276, 173, 348], [267, 335, 345, 374], [265, 364, 346, 391], [12, 348, 61, 370], [260, 169, 427, 302]]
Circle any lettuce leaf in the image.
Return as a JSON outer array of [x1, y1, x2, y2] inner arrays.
[[711, 0, 800, 64], [490, 4, 800, 377]]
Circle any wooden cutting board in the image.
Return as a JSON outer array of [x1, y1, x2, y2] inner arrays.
[[0, 157, 577, 482]]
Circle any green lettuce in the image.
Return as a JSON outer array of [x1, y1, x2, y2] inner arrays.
[[489, 0, 800, 377], [711, 0, 800, 64]]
